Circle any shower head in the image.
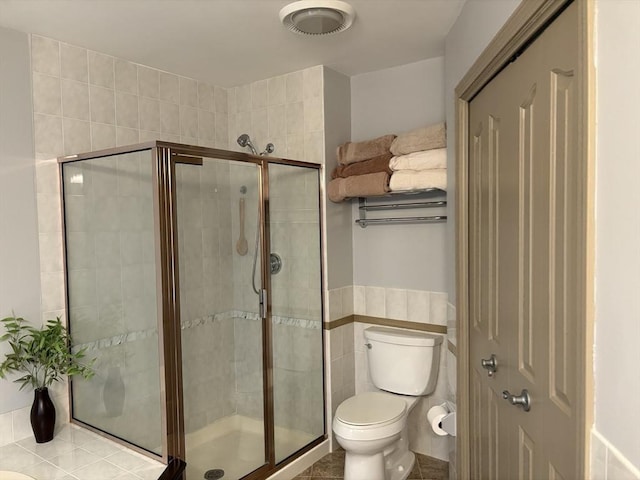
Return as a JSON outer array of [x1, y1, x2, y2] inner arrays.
[[237, 134, 258, 155]]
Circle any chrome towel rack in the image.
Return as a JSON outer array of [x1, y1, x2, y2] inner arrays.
[[355, 188, 447, 228]]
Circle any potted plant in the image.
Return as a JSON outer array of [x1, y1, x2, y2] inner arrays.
[[0, 315, 95, 443]]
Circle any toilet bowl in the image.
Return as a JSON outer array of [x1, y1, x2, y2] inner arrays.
[[333, 391, 419, 480], [332, 327, 443, 480]]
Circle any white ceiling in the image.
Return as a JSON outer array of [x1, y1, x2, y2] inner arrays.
[[0, 0, 465, 87]]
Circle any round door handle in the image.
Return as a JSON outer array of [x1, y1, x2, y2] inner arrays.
[[502, 389, 531, 412], [481, 354, 497, 376]]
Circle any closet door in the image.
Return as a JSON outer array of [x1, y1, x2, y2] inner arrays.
[[468, 2, 584, 478]]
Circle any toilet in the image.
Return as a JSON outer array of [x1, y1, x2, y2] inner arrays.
[[332, 326, 443, 480]]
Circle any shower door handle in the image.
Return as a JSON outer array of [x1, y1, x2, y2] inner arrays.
[[259, 289, 267, 319]]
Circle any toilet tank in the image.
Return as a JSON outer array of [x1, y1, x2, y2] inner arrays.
[[364, 327, 443, 396]]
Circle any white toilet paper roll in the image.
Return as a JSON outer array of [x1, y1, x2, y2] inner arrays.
[[427, 404, 449, 436]]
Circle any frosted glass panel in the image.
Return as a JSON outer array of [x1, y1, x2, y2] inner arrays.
[[269, 163, 324, 463], [63, 150, 163, 455]]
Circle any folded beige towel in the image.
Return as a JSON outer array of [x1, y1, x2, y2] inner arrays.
[[389, 169, 447, 192], [328, 172, 391, 203], [332, 152, 393, 179], [390, 148, 447, 171], [390, 123, 446, 156], [337, 134, 396, 166]]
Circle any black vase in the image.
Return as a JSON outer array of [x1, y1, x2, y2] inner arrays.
[[31, 387, 56, 443]]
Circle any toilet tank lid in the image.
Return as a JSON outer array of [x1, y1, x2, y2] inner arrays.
[[364, 327, 443, 347]]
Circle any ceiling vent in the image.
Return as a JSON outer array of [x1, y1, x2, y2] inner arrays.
[[279, 0, 356, 36]]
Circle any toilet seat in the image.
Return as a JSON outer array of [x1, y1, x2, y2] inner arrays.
[[335, 392, 407, 428]]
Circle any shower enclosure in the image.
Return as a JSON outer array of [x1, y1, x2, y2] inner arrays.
[[59, 142, 325, 480]]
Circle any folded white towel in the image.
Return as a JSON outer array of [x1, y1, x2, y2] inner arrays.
[[390, 148, 447, 171], [389, 169, 447, 192]]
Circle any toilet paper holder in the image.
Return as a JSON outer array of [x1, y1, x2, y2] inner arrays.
[[427, 402, 456, 437]]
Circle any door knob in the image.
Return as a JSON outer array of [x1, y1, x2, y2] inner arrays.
[[481, 354, 497, 376], [502, 389, 531, 412]]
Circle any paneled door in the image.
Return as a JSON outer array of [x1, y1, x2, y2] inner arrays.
[[468, 2, 585, 478]]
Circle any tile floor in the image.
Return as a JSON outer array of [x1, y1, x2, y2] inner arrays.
[[0, 424, 166, 479], [293, 449, 449, 480]]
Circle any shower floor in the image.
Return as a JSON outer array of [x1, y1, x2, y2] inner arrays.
[[185, 414, 316, 480]]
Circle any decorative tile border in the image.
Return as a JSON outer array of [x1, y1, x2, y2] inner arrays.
[[73, 310, 321, 351], [324, 314, 447, 334]]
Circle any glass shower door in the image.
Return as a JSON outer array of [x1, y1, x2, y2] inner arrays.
[[268, 163, 324, 463], [174, 157, 266, 480]]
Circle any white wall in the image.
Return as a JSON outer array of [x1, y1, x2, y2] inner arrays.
[[0, 27, 41, 414], [594, 0, 640, 470], [350, 57, 448, 292], [443, 0, 521, 302], [324, 67, 353, 290]]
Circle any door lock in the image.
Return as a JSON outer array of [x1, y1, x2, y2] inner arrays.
[[481, 354, 497, 376], [502, 389, 531, 412]]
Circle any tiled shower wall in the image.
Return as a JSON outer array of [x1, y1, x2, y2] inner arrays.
[[30, 32, 230, 439], [29, 32, 329, 445]]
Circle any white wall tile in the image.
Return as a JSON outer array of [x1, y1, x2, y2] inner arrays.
[[303, 65, 323, 99], [137, 66, 159, 99], [304, 131, 324, 164], [341, 285, 354, 317], [385, 288, 408, 321], [251, 79, 268, 109], [138, 97, 160, 132], [268, 75, 286, 106], [197, 82, 213, 111], [286, 71, 303, 103], [115, 92, 139, 129], [159, 72, 179, 104], [116, 127, 139, 146], [198, 110, 215, 141], [329, 327, 344, 361], [63, 118, 91, 155], [407, 289, 430, 323], [286, 101, 304, 135], [329, 288, 342, 321], [179, 77, 198, 107], [34, 114, 63, 155], [286, 133, 304, 160], [180, 106, 198, 138], [60, 43, 88, 83], [89, 86, 115, 125], [160, 102, 180, 135], [430, 292, 448, 326], [88, 51, 114, 89], [354, 285, 366, 315], [304, 96, 323, 133], [33, 73, 61, 116], [32, 36, 60, 77], [365, 286, 385, 317], [61, 79, 90, 120], [236, 84, 251, 113], [214, 86, 227, 114], [114, 59, 137, 94], [268, 104, 286, 139]]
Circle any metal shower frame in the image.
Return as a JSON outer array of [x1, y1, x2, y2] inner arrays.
[[58, 141, 327, 480]]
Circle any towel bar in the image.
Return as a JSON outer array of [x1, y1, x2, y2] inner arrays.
[[356, 189, 447, 228], [356, 216, 447, 228]]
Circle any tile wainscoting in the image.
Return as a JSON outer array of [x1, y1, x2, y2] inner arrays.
[[326, 285, 452, 461]]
